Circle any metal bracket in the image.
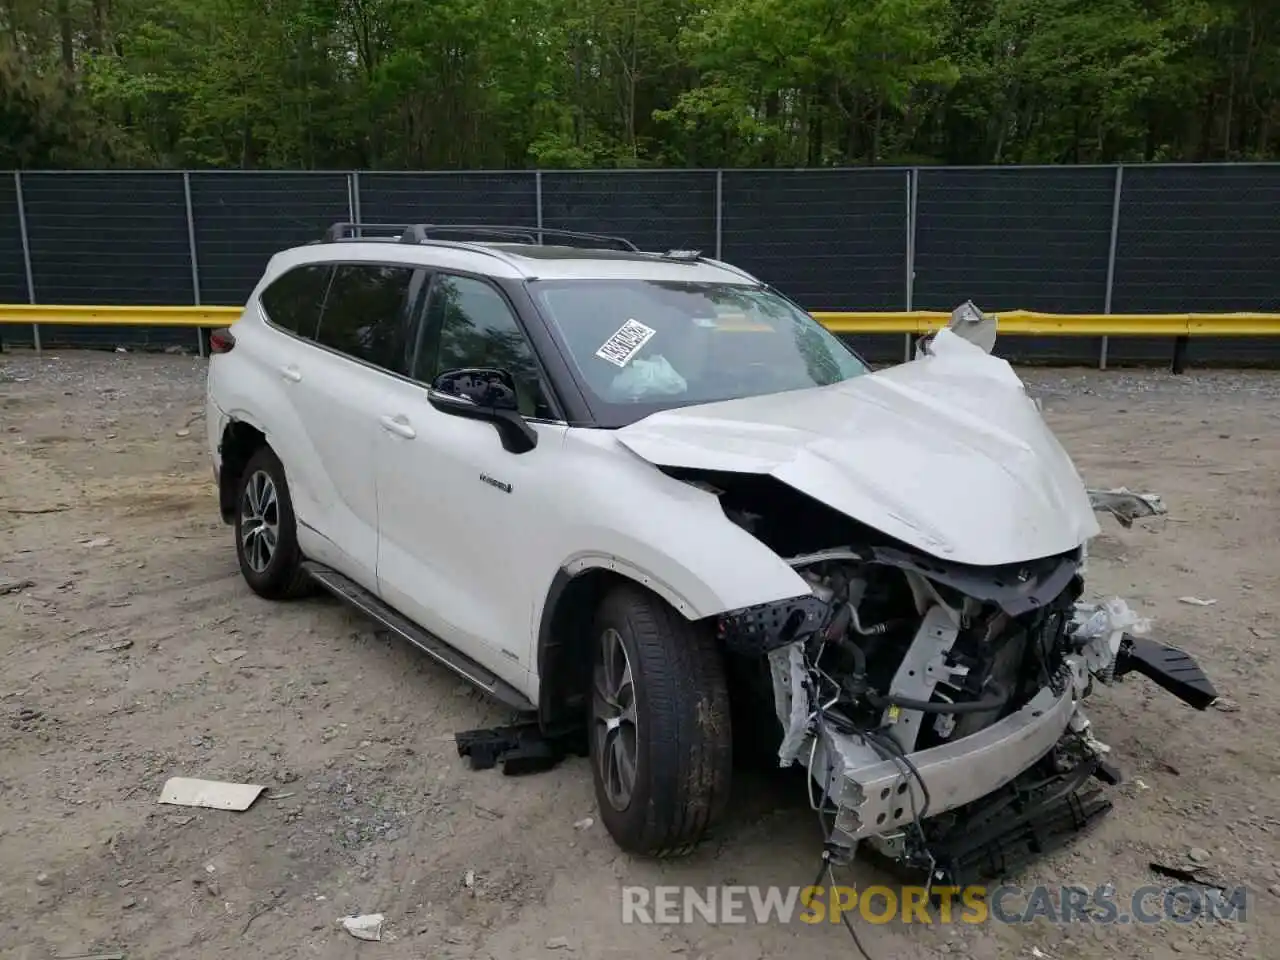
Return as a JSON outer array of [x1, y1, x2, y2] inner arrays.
[[881, 605, 960, 752]]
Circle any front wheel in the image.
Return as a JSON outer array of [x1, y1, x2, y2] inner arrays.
[[233, 446, 312, 600], [589, 584, 733, 857]]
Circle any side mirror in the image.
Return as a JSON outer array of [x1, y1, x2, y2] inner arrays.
[[427, 367, 538, 454]]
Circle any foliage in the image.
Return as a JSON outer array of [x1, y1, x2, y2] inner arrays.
[[1, 0, 1277, 167]]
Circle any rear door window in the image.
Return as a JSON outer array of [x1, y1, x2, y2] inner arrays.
[[259, 264, 332, 338], [315, 263, 419, 375]]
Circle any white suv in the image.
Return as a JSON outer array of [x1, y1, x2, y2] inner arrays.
[[206, 223, 1214, 874]]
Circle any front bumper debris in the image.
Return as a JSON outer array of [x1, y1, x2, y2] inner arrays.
[[814, 676, 1078, 844], [1114, 633, 1219, 710], [866, 752, 1115, 887], [764, 571, 1217, 876]]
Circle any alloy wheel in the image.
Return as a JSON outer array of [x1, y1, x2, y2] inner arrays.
[[240, 469, 280, 574], [593, 627, 639, 811]]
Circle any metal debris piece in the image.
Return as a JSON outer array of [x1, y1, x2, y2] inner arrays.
[[945, 300, 998, 353], [914, 301, 998, 359], [1178, 596, 1217, 606], [1087, 488, 1167, 527]]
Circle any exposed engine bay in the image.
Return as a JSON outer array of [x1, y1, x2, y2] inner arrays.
[[708, 491, 1218, 885]]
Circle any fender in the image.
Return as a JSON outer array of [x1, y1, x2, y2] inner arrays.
[[560, 551, 707, 619]]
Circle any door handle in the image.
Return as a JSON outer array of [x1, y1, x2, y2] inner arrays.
[[379, 414, 416, 439], [280, 365, 302, 383]]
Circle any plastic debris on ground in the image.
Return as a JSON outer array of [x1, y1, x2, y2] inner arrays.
[[158, 777, 265, 811], [339, 913, 384, 941], [1073, 597, 1151, 680], [1087, 487, 1168, 527]]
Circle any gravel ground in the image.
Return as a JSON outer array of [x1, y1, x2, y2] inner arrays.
[[1, 349, 1278, 960]]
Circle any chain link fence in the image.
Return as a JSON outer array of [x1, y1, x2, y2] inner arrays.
[[3, 165, 1279, 365]]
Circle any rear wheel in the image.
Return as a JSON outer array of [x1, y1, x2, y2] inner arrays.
[[233, 446, 312, 600], [589, 584, 733, 856]]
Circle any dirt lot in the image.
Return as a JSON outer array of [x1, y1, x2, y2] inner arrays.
[[1, 349, 1278, 960]]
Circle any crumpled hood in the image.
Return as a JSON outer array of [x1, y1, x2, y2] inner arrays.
[[616, 332, 1100, 566]]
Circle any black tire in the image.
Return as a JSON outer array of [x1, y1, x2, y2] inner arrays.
[[725, 652, 785, 771], [233, 446, 312, 600], [589, 583, 733, 857]]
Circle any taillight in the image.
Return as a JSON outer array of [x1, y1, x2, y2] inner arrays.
[[209, 328, 236, 354]]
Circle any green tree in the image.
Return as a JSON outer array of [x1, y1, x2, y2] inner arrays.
[[0, 0, 1277, 168]]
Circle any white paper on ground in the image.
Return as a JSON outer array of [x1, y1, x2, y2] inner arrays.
[[158, 777, 265, 811]]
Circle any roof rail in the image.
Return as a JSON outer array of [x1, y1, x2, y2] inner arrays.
[[322, 222, 413, 242], [397, 223, 639, 252]]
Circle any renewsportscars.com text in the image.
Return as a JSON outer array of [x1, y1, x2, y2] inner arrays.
[[620, 884, 1250, 926]]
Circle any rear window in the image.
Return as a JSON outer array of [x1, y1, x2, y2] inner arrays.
[[259, 264, 331, 338]]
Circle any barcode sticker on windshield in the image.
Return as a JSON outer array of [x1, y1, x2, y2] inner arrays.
[[595, 319, 656, 367]]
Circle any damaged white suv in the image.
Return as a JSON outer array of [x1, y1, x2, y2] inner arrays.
[[206, 223, 1216, 879]]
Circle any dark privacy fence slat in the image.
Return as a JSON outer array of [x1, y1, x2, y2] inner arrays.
[[0, 175, 26, 304], [541, 171, 717, 254], [1112, 165, 1280, 313], [0, 174, 32, 347], [3, 165, 1280, 364], [1110, 165, 1280, 365], [360, 172, 537, 226], [191, 172, 351, 307], [20, 173, 192, 347], [721, 169, 907, 311], [914, 167, 1116, 364]]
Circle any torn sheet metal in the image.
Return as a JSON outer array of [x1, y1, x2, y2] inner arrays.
[[916, 300, 998, 358], [1088, 488, 1167, 527]]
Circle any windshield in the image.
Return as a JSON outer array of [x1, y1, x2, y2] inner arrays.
[[527, 279, 870, 426]]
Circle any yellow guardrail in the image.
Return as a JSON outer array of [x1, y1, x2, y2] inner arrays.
[[811, 310, 1280, 337], [0, 305, 241, 327], [2, 305, 1280, 337]]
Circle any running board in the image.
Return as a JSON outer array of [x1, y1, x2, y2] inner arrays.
[[301, 561, 535, 713]]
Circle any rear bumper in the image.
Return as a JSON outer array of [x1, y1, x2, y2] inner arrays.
[[818, 672, 1078, 844]]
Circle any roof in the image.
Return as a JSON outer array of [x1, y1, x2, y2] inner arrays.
[[268, 237, 761, 286]]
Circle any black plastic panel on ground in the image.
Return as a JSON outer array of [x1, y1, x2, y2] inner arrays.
[[720, 170, 906, 311], [190, 172, 351, 307], [20, 173, 193, 348], [540, 171, 716, 254], [359, 172, 537, 230], [1111, 164, 1280, 365], [914, 167, 1118, 365]]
